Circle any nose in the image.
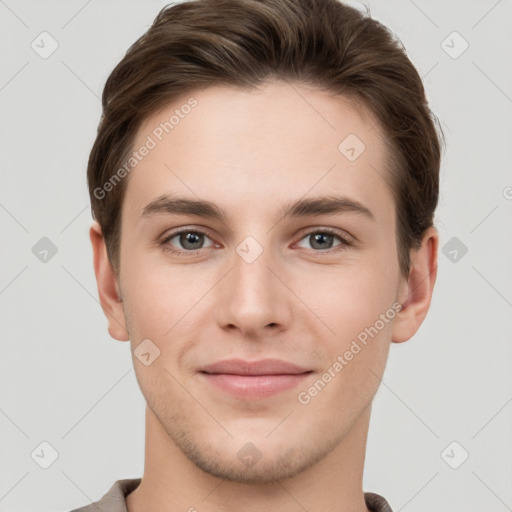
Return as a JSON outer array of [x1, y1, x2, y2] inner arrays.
[[214, 240, 293, 339]]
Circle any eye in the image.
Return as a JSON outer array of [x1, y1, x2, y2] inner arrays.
[[159, 227, 352, 256], [295, 229, 351, 252], [161, 228, 217, 253]]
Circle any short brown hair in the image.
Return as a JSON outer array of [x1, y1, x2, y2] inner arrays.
[[88, 0, 444, 277]]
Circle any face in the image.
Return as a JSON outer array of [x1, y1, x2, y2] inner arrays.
[[113, 80, 410, 482]]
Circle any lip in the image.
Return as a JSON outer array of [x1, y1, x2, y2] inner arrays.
[[200, 358, 310, 375], [199, 358, 312, 399]]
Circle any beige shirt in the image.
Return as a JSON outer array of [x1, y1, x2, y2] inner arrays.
[[69, 478, 393, 511]]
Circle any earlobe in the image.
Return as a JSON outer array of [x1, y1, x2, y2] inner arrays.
[[391, 227, 439, 344], [89, 222, 130, 341]]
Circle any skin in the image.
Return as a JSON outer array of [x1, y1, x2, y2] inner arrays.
[[91, 80, 438, 512]]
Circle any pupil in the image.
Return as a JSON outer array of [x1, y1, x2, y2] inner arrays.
[[181, 232, 203, 249], [312, 233, 333, 250]]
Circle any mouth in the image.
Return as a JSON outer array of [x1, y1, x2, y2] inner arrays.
[[198, 359, 313, 399]]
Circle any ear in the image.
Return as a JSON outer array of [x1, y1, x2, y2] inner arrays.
[[392, 227, 439, 344], [90, 222, 130, 341]]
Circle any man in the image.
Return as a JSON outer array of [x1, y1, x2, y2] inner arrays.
[[73, 0, 443, 510]]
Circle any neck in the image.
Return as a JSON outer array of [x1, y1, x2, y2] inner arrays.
[[126, 405, 372, 512]]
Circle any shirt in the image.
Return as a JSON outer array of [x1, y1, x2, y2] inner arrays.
[[70, 478, 393, 511]]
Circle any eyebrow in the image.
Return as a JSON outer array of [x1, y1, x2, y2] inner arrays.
[[141, 194, 374, 222]]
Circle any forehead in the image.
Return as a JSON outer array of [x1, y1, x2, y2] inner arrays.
[[123, 80, 394, 223]]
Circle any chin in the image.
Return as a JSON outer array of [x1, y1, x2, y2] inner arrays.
[[166, 421, 338, 485], [183, 443, 322, 484]]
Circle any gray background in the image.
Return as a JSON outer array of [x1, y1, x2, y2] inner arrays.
[[1, 0, 511, 510]]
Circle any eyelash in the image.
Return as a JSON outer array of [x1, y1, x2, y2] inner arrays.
[[159, 227, 353, 257]]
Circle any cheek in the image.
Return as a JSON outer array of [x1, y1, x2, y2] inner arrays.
[[120, 249, 211, 337], [292, 255, 398, 409], [296, 255, 399, 342]]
